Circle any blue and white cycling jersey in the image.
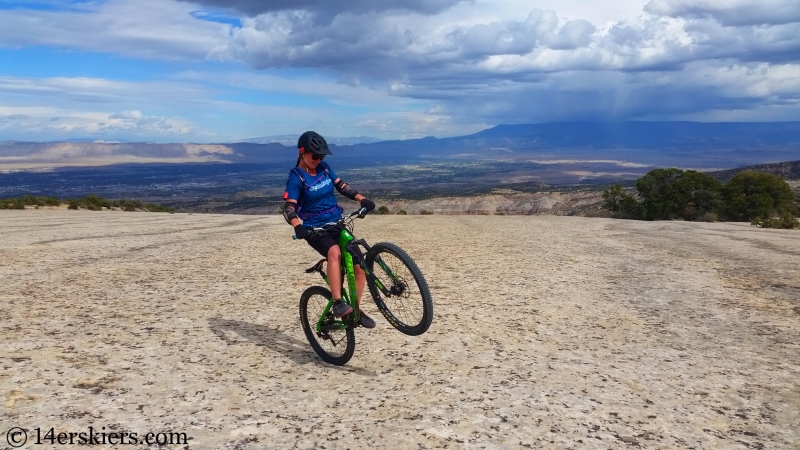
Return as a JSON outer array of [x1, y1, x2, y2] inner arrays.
[[284, 161, 344, 227]]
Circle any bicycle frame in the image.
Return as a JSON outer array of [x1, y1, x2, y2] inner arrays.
[[305, 217, 400, 332]]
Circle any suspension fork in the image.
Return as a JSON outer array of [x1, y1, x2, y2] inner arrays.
[[346, 239, 398, 298]]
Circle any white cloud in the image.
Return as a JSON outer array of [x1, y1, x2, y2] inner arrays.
[[0, 75, 214, 106], [1, 0, 799, 141], [0, 105, 194, 141], [212, 1, 800, 77], [446, 10, 596, 59], [0, 0, 229, 60], [107, 110, 192, 134]]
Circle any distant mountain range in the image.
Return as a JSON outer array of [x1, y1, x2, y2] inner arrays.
[[238, 134, 383, 146], [706, 160, 800, 181], [466, 121, 800, 148], [330, 121, 800, 167], [2, 121, 799, 171]]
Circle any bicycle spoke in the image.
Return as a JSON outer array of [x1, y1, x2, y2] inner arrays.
[[300, 286, 355, 364], [367, 243, 433, 336]]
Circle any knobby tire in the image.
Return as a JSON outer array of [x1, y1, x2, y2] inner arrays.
[[299, 286, 355, 366], [366, 242, 433, 336]]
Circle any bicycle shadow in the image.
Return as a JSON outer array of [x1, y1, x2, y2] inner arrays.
[[208, 318, 376, 376]]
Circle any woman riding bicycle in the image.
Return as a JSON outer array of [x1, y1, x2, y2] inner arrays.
[[283, 131, 377, 328]]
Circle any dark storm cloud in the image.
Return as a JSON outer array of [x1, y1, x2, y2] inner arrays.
[[217, 3, 800, 76], [204, 0, 800, 126], [391, 65, 784, 125], [645, 0, 800, 26], [9, 0, 791, 133], [182, 0, 466, 17]]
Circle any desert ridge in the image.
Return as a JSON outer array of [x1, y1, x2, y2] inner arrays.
[[1, 210, 798, 448]]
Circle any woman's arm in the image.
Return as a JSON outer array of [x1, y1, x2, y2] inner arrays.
[[283, 198, 301, 227], [333, 177, 364, 202], [333, 178, 374, 211]]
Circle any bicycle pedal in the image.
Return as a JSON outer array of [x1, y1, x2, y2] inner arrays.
[[342, 314, 357, 327]]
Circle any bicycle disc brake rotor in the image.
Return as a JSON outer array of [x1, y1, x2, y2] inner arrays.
[[390, 277, 408, 296]]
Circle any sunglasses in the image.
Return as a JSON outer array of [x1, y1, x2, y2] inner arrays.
[[309, 154, 325, 161]]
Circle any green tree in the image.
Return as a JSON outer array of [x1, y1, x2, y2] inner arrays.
[[635, 168, 722, 220], [636, 168, 684, 220], [602, 184, 641, 218], [378, 205, 390, 215], [672, 170, 723, 220], [721, 171, 797, 222]]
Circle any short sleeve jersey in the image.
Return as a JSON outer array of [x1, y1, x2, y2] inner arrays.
[[284, 161, 343, 227]]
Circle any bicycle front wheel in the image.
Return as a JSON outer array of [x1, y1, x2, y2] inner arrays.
[[366, 242, 433, 336], [299, 286, 355, 365]]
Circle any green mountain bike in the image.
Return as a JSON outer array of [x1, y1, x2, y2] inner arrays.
[[294, 208, 434, 365]]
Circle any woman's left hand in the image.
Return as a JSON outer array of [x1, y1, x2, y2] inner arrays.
[[360, 198, 375, 212]]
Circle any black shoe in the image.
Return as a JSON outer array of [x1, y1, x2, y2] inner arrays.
[[358, 310, 376, 329], [331, 300, 353, 318]]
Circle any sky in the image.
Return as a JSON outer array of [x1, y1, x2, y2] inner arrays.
[[0, 0, 798, 143]]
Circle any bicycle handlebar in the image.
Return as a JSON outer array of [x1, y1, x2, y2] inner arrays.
[[292, 208, 368, 240]]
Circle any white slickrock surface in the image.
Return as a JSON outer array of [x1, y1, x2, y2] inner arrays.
[[1, 211, 798, 449]]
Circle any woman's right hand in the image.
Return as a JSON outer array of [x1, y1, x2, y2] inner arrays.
[[294, 224, 310, 240]]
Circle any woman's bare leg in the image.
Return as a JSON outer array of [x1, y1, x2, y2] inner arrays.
[[327, 246, 342, 300], [355, 265, 366, 307]]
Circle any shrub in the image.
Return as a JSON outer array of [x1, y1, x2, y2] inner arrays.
[[602, 184, 642, 219], [143, 203, 175, 213], [1, 194, 172, 213], [0, 198, 26, 209], [600, 168, 797, 227], [378, 205, 390, 215], [397, 210, 408, 215], [635, 169, 722, 220], [584, 209, 614, 218], [697, 212, 719, 222], [721, 171, 796, 222], [112, 199, 149, 211], [751, 212, 800, 229], [21, 195, 39, 206], [419, 210, 434, 215], [85, 194, 112, 210], [10, 195, 60, 207]]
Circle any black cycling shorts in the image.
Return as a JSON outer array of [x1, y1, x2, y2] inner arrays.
[[306, 226, 364, 261]]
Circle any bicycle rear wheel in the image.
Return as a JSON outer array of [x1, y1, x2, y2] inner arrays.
[[366, 242, 433, 336], [299, 286, 355, 365]]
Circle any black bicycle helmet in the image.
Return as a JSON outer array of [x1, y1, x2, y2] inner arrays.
[[297, 131, 332, 155]]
